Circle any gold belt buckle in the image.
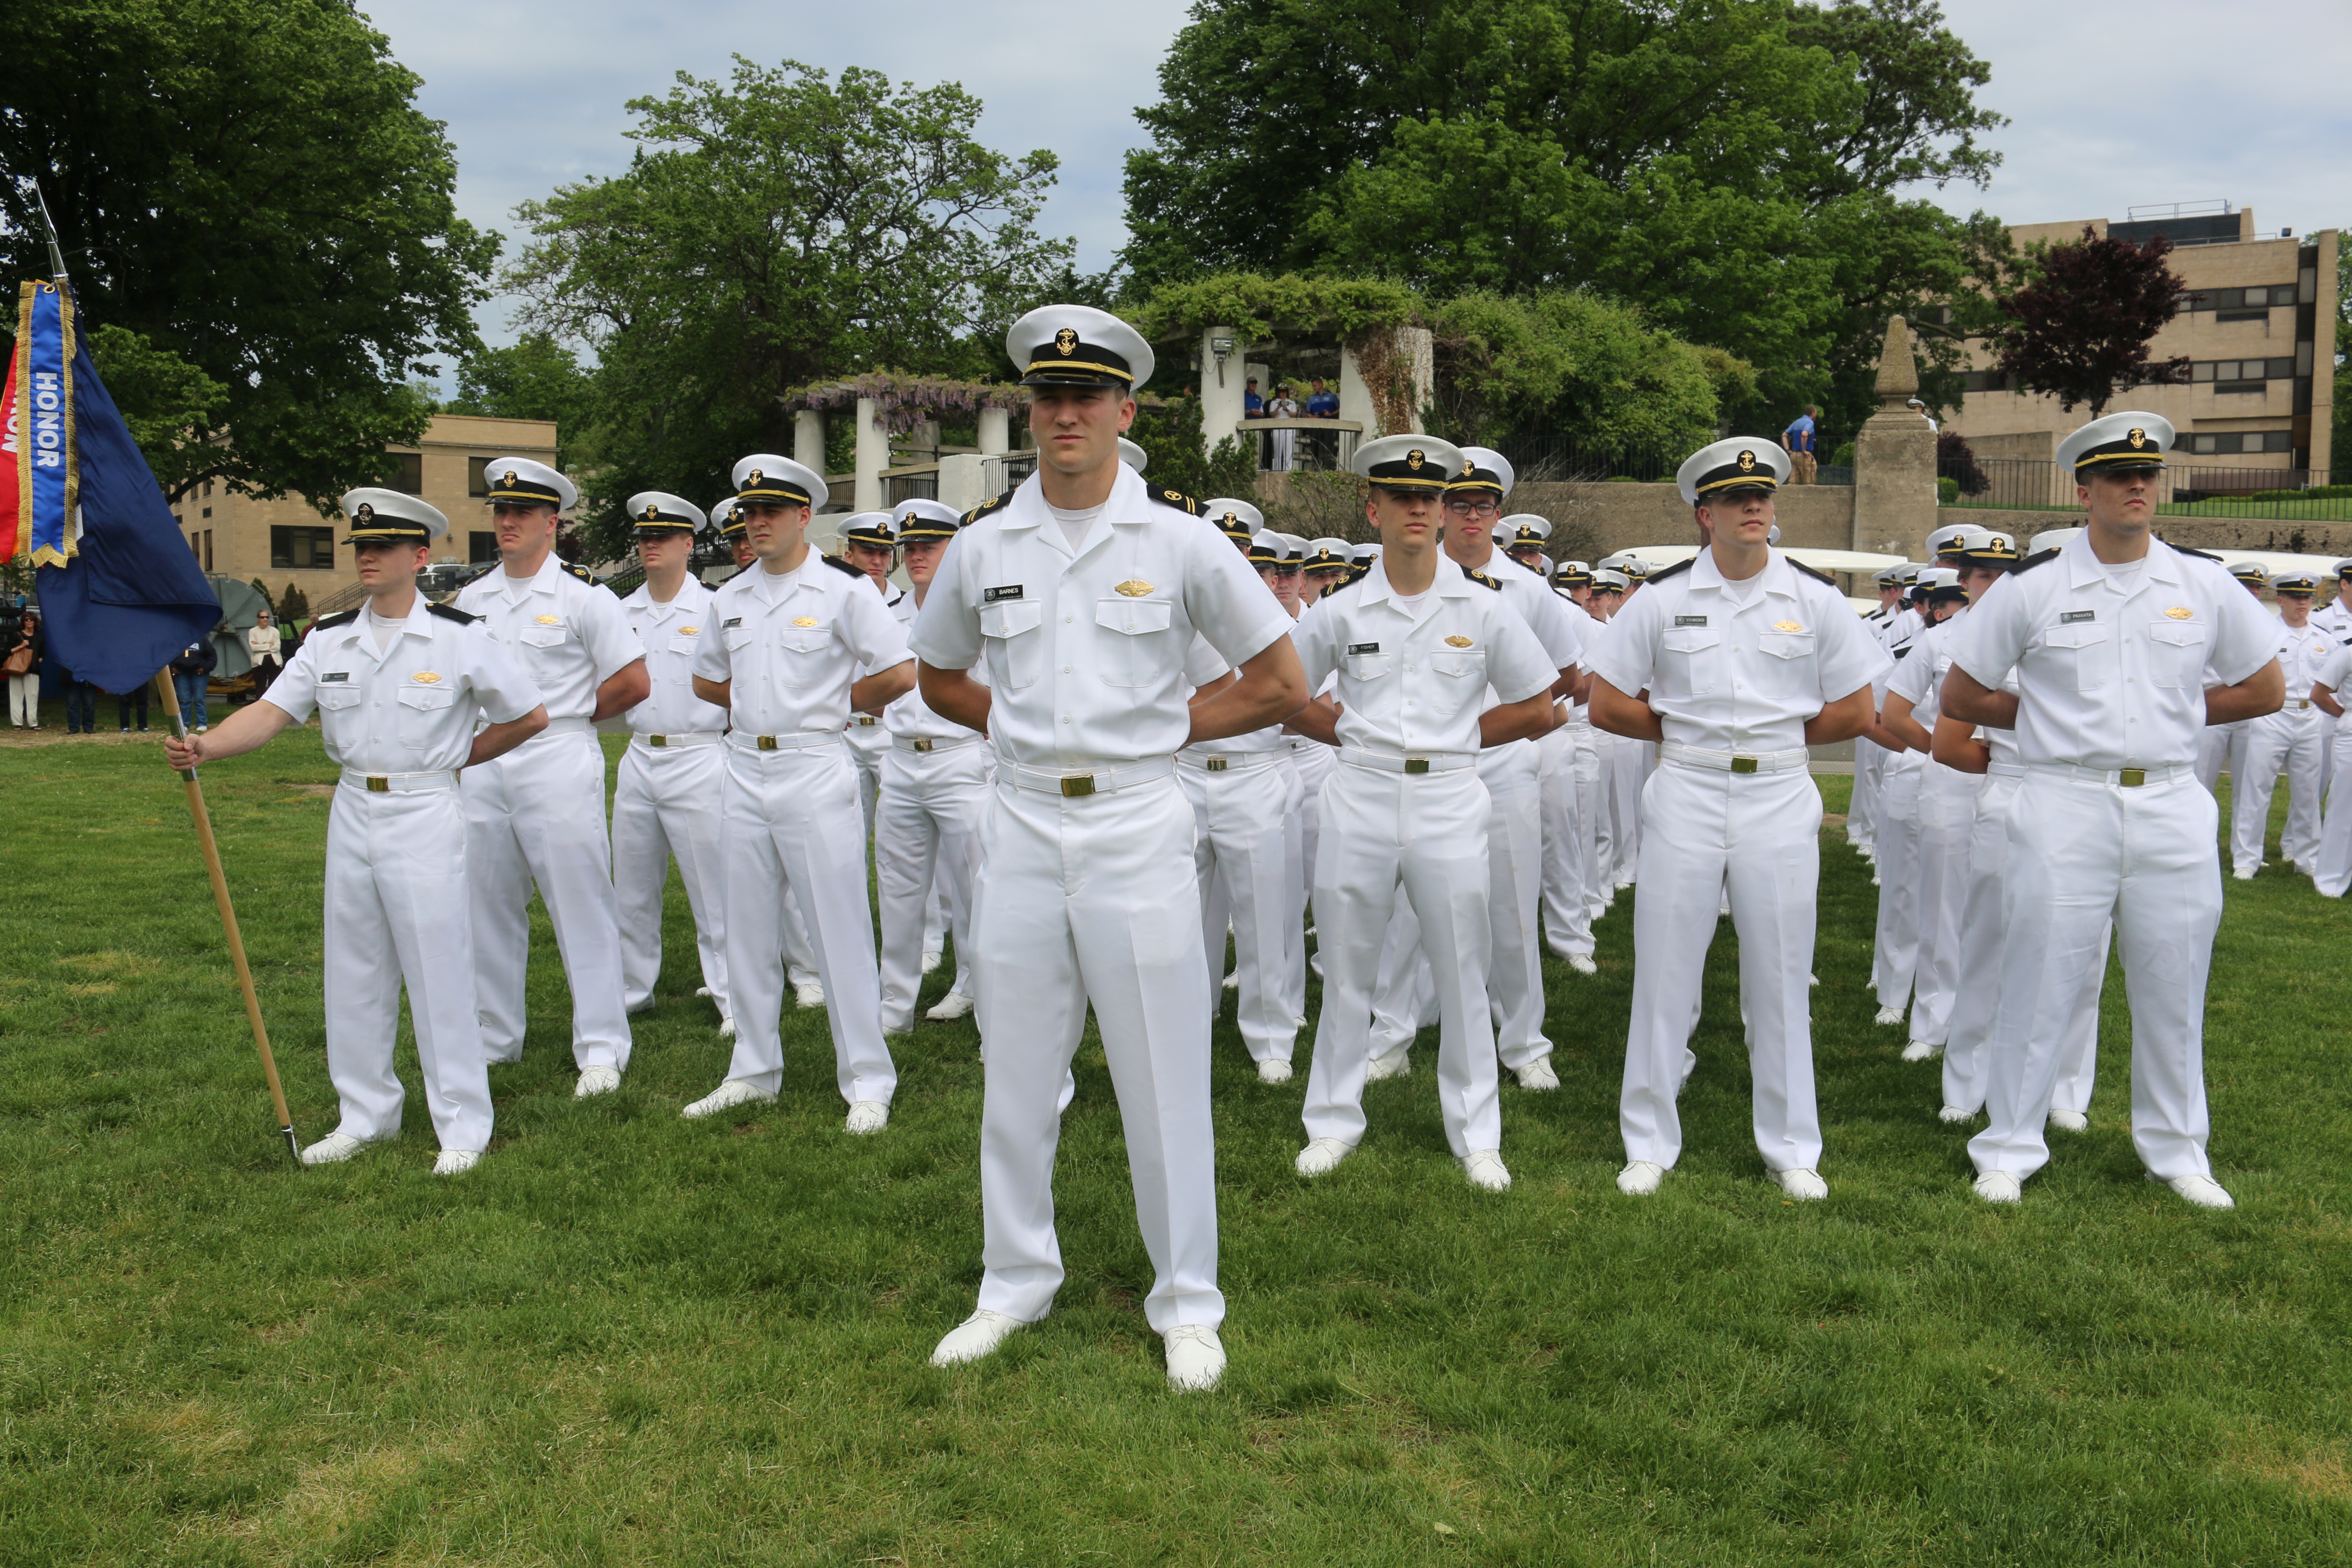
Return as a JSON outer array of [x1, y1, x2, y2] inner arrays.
[[649, 734, 668, 747], [2119, 767, 2146, 787], [854, 715, 876, 726], [912, 737, 934, 753], [1205, 756, 1228, 772], [365, 775, 389, 793], [1061, 773, 1096, 798], [1731, 756, 1759, 774], [757, 735, 778, 751], [1404, 757, 1430, 775]]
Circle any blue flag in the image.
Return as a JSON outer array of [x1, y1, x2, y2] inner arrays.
[[17, 282, 219, 695]]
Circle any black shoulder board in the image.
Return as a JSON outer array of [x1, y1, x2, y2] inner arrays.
[[1151, 487, 1202, 517], [1646, 557, 1696, 583], [2174, 545, 2223, 564], [2012, 548, 2060, 573], [962, 488, 1017, 526], [1788, 558, 1838, 587], [1461, 563, 1503, 591], [313, 608, 359, 629], [563, 561, 596, 584], [821, 553, 864, 579], [426, 601, 478, 624]]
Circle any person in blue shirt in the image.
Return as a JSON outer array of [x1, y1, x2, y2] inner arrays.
[[1305, 379, 1339, 418], [1243, 378, 1264, 418], [1782, 406, 1819, 485]]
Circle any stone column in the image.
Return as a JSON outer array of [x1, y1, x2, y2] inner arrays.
[[1199, 326, 1246, 458], [977, 405, 1010, 455], [937, 453, 989, 514], [793, 408, 825, 476], [1850, 315, 1938, 556], [1399, 326, 1434, 435], [853, 396, 888, 514], [1339, 340, 1378, 436]]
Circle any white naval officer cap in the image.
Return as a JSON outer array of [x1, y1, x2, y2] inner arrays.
[[1303, 537, 1354, 573], [1590, 567, 1630, 591], [1767, 523, 1782, 545], [2271, 570, 2321, 595], [482, 456, 577, 511], [2224, 559, 2269, 582], [1007, 304, 1155, 392], [625, 491, 706, 537], [839, 510, 898, 549], [1118, 437, 1148, 473], [891, 497, 962, 543], [1271, 532, 1309, 563], [1677, 437, 1791, 505], [1351, 434, 1467, 492], [1919, 565, 1968, 601], [731, 454, 828, 511], [1448, 446, 1515, 499], [1500, 513, 1550, 547], [339, 487, 447, 546], [711, 496, 742, 538], [1873, 566, 1904, 586], [1246, 530, 1281, 567], [1203, 496, 1264, 545], [1925, 521, 1970, 557], [2026, 527, 2081, 558], [2334, 558, 2352, 580], [2057, 410, 2175, 476]]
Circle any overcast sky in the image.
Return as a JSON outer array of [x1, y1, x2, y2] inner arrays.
[[360, 0, 2352, 350]]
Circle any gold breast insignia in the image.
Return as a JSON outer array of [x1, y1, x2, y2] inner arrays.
[[409, 671, 442, 685], [533, 614, 560, 626], [1115, 580, 1154, 598], [792, 616, 820, 628], [1772, 621, 1805, 633], [2163, 606, 2194, 620], [1444, 635, 1473, 648]]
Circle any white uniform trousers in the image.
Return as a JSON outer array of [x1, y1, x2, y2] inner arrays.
[[1870, 750, 1927, 1012], [1850, 739, 1883, 854], [1970, 773, 2220, 1182], [462, 729, 633, 1071], [1537, 717, 1594, 958], [1907, 760, 1980, 1046], [612, 738, 729, 1017], [1620, 763, 1823, 1173], [2232, 706, 2325, 874], [1182, 753, 1298, 1065], [323, 781, 493, 1150], [1608, 737, 1648, 886], [720, 739, 896, 1106], [971, 775, 1222, 1333], [1304, 760, 1501, 1158], [2320, 710, 2339, 799], [1293, 741, 1335, 921], [1939, 769, 2105, 1117], [846, 718, 887, 842], [2194, 718, 2251, 798], [876, 739, 988, 1034], [2315, 729, 2352, 897]]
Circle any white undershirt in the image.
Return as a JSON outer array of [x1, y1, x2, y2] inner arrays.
[[365, 606, 404, 654], [2101, 556, 2147, 593], [1392, 586, 1432, 616], [1046, 501, 1104, 553]]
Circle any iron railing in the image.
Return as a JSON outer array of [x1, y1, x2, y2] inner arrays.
[[1944, 459, 2352, 519]]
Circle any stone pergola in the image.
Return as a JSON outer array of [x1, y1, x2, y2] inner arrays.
[[1191, 323, 1433, 463]]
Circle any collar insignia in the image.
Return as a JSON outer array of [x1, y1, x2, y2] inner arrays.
[[1773, 620, 1804, 633], [534, 614, 560, 625], [1444, 635, 1473, 647], [792, 616, 819, 628], [2164, 606, 2193, 619], [1115, 579, 1154, 598], [410, 671, 441, 684], [1054, 327, 1078, 356]]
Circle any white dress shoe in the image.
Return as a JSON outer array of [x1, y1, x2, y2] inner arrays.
[[1617, 1161, 1665, 1195], [433, 1148, 482, 1176], [1567, 953, 1597, 975], [1295, 1136, 1354, 1176], [575, 1066, 622, 1098], [682, 1079, 776, 1119], [695, 985, 714, 998], [1900, 1039, 1938, 1063], [925, 991, 974, 1022], [1871, 872, 1882, 886], [1461, 1149, 1511, 1192], [1513, 1057, 1559, 1091], [2046, 1107, 2088, 1132], [794, 980, 827, 1008], [1222, 970, 1240, 990], [1973, 1170, 2023, 1204], [1808, 972, 1820, 986], [1938, 1103, 1977, 1124], [718, 1016, 736, 1038], [930, 1308, 1029, 1366], [2231, 866, 2257, 881], [1164, 1324, 1225, 1391], [2156, 1172, 2235, 1209], [920, 950, 942, 976], [624, 998, 656, 1017], [1293, 1014, 1308, 1029], [1364, 1046, 1410, 1081], [1256, 1058, 1293, 1085], [1873, 1005, 1905, 1027], [845, 1100, 889, 1135], [1775, 1167, 1828, 1200], [300, 1132, 371, 1166]]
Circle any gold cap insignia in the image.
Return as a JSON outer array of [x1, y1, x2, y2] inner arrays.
[[534, 614, 560, 625], [641, 503, 660, 521], [1445, 635, 1473, 648], [1461, 459, 1476, 476], [1738, 450, 1757, 472], [792, 616, 819, 628], [2128, 427, 2146, 448], [1773, 620, 1804, 633], [1054, 327, 1079, 356], [410, 671, 442, 685], [503, 469, 518, 486], [680, 625, 698, 635], [1115, 580, 1154, 598], [1406, 449, 1425, 470], [354, 502, 374, 522], [748, 469, 764, 486], [2164, 606, 2194, 619]]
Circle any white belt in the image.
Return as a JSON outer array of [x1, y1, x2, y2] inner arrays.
[[1987, 760, 2027, 779], [340, 767, 457, 794], [1179, 748, 1288, 774], [726, 729, 843, 754], [631, 730, 723, 750], [2024, 760, 2193, 788], [541, 715, 595, 736], [847, 715, 881, 728], [2283, 698, 2315, 711], [893, 732, 983, 754], [1338, 746, 1475, 775], [1658, 741, 1810, 775], [1002, 756, 1176, 798]]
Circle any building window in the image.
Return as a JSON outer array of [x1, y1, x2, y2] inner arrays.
[[468, 530, 499, 564], [2189, 285, 2294, 312], [388, 452, 424, 494], [468, 456, 489, 497], [270, 526, 337, 570], [202, 530, 214, 571], [2190, 358, 2294, 385], [1960, 368, 2015, 394], [2187, 431, 2294, 456]]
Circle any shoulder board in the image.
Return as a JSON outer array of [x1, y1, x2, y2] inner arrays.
[[1345, 565, 1370, 587], [1645, 557, 1695, 583], [820, 553, 865, 579], [562, 561, 597, 584], [1151, 487, 1201, 517], [1461, 563, 1503, 591], [962, 488, 1017, 526], [2173, 545, 2223, 564], [2012, 549, 2060, 573], [1789, 558, 1838, 587], [426, 602, 478, 625], [313, 609, 359, 630]]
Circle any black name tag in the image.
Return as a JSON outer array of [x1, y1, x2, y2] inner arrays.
[[2060, 610, 2095, 624], [984, 585, 1024, 603], [1347, 642, 1381, 655], [319, 671, 349, 682], [1675, 615, 1708, 626], [722, 616, 743, 628]]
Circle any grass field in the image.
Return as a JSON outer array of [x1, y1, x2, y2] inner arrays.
[[5, 723, 2351, 1566]]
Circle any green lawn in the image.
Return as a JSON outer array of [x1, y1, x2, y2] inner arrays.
[[4, 726, 2350, 1566]]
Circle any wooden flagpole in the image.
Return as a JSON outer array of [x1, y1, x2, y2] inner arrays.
[[154, 668, 299, 1162]]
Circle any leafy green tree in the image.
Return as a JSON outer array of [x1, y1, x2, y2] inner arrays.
[[508, 58, 1072, 556], [443, 333, 597, 478], [0, 0, 497, 507], [1125, 397, 1259, 502]]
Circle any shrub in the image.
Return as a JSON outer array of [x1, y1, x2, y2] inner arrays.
[[1937, 476, 1960, 505]]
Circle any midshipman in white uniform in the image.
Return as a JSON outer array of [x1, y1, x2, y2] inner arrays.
[[2230, 571, 2331, 879], [837, 510, 904, 841]]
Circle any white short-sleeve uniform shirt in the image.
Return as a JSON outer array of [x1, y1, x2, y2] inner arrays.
[[692, 553, 913, 737], [454, 558, 646, 722], [619, 577, 729, 736], [266, 603, 542, 772], [907, 467, 1294, 769], [2275, 619, 2339, 708], [1949, 537, 2280, 771], [883, 589, 990, 743]]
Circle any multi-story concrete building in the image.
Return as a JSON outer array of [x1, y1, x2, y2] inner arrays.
[[1950, 206, 2336, 484], [173, 413, 557, 600]]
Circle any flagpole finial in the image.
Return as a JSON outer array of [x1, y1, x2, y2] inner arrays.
[[31, 179, 68, 286]]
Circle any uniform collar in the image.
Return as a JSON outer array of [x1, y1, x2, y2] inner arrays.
[[1357, 555, 1476, 610], [999, 466, 1144, 530], [625, 579, 701, 616], [2063, 533, 2184, 594], [490, 557, 563, 600], [1687, 545, 1798, 601]]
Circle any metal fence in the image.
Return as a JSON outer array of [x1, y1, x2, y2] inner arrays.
[[1945, 459, 2352, 519]]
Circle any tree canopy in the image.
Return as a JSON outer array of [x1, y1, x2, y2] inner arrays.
[[1991, 229, 2189, 418], [0, 0, 496, 507]]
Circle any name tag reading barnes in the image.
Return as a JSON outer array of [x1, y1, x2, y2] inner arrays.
[[1675, 615, 1709, 627], [984, 585, 1024, 603], [2060, 610, 2096, 624], [1347, 642, 1381, 655]]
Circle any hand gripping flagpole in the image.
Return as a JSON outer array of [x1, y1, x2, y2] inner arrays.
[[155, 668, 300, 1162]]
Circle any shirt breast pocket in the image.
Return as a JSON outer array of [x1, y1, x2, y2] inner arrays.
[[667, 634, 698, 657], [1660, 625, 1723, 696], [314, 685, 362, 715], [395, 683, 455, 747], [1344, 650, 1393, 684], [2145, 621, 2206, 689], [1753, 630, 1817, 693], [1426, 649, 1488, 713], [778, 623, 831, 685], [978, 599, 1044, 690], [2036, 622, 2109, 691], [1094, 597, 1176, 688], [518, 625, 567, 650]]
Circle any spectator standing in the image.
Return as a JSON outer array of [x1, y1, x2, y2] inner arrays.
[[62, 667, 99, 733], [1305, 378, 1338, 417], [116, 679, 151, 733], [169, 639, 217, 731], [4, 610, 40, 729], [1782, 405, 1819, 484], [247, 612, 283, 701], [1908, 398, 1939, 432], [1243, 378, 1264, 419], [1267, 383, 1301, 473]]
